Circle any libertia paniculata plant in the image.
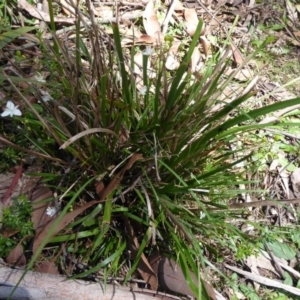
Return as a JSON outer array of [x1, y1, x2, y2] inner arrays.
[[1, 1, 300, 298]]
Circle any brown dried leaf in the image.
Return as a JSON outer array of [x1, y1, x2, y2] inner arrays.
[[35, 260, 59, 274], [150, 254, 196, 296], [93, 5, 113, 19], [200, 36, 210, 58], [119, 124, 130, 144], [1, 163, 23, 206], [125, 218, 158, 290], [99, 153, 143, 200], [138, 34, 156, 44], [150, 254, 216, 299], [95, 182, 105, 197], [33, 200, 99, 254], [286, 0, 298, 24], [18, 0, 75, 24], [0, 228, 20, 238], [132, 52, 144, 90], [165, 40, 181, 70], [184, 8, 203, 37], [31, 184, 53, 232], [165, 0, 184, 10], [291, 168, 300, 197], [143, 0, 162, 42], [60, 128, 118, 150], [60, 0, 75, 16], [225, 67, 253, 81], [6, 243, 26, 266], [231, 43, 243, 65], [190, 46, 201, 72], [134, 52, 144, 75]]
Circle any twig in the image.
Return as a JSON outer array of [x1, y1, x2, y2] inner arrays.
[[264, 128, 300, 140], [225, 264, 300, 296], [264, 243, 285, 279], [162, 0, 177, 35]]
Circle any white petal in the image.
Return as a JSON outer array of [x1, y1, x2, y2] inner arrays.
[[13, 108, 22, 116], [46, 207, 57, 217], [140, 86, 147, 95], [143, 46, 154, 56], [1, 110, 11, 117], [6, 101, 15, 109]]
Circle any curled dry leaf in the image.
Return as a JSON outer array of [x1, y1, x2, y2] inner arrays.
[[60, 128, 118, 149], [165, 40, 181, 70], [6, 243, 26, 266], [1, 163, 23, 206], [138, 34, 156, 44], [231, 43, 243, 65], [134, 52, 145, 73], [286, 0, 298, 24], [95, 181, 105, 197], [133, 52, 144, 91], [200, 35, 210, 58], [150, 254, 216, 299], [31, 184, 53, 232], [190, 46, 201, 72], [291, 168, 300, 197], [225, 67, 253, 81], [35, 260, 59, 275], [0, 228, 20, 238], [184, 8, 205, 37], [59, 0, 75, 16], [93, 5, 113, 19], [18, 0, 76, 24], [143, 0, 163, 43], [119, 123, 129, 144], [165, 0, 184, 10]]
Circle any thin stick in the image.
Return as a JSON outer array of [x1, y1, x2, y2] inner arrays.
[[162, 0, 176, 35]]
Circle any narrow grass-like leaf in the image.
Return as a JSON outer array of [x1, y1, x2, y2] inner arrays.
[[70, 241, 126, 279], [166, 20, 203, 108], [112, 23, 131, 107], [49, 228, 101, 243], [0, 27, 35, 49], [179, 97, 300, 163], [197, 153, 252, 180]]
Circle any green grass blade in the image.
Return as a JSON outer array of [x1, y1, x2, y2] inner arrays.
[[166, 20, 203, 108], [0, 27, 35, 49], [112, 23, 132, 107]]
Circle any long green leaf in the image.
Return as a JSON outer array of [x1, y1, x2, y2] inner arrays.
[[0, 27, 35, 49], [112, 23, 132, 107], [166, 20, 203, 108]]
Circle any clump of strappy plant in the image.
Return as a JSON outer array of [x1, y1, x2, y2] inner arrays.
[[2, 1, 300, 298]]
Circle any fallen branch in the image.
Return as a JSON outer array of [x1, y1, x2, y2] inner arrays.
[[0, 266, 180, 300]]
